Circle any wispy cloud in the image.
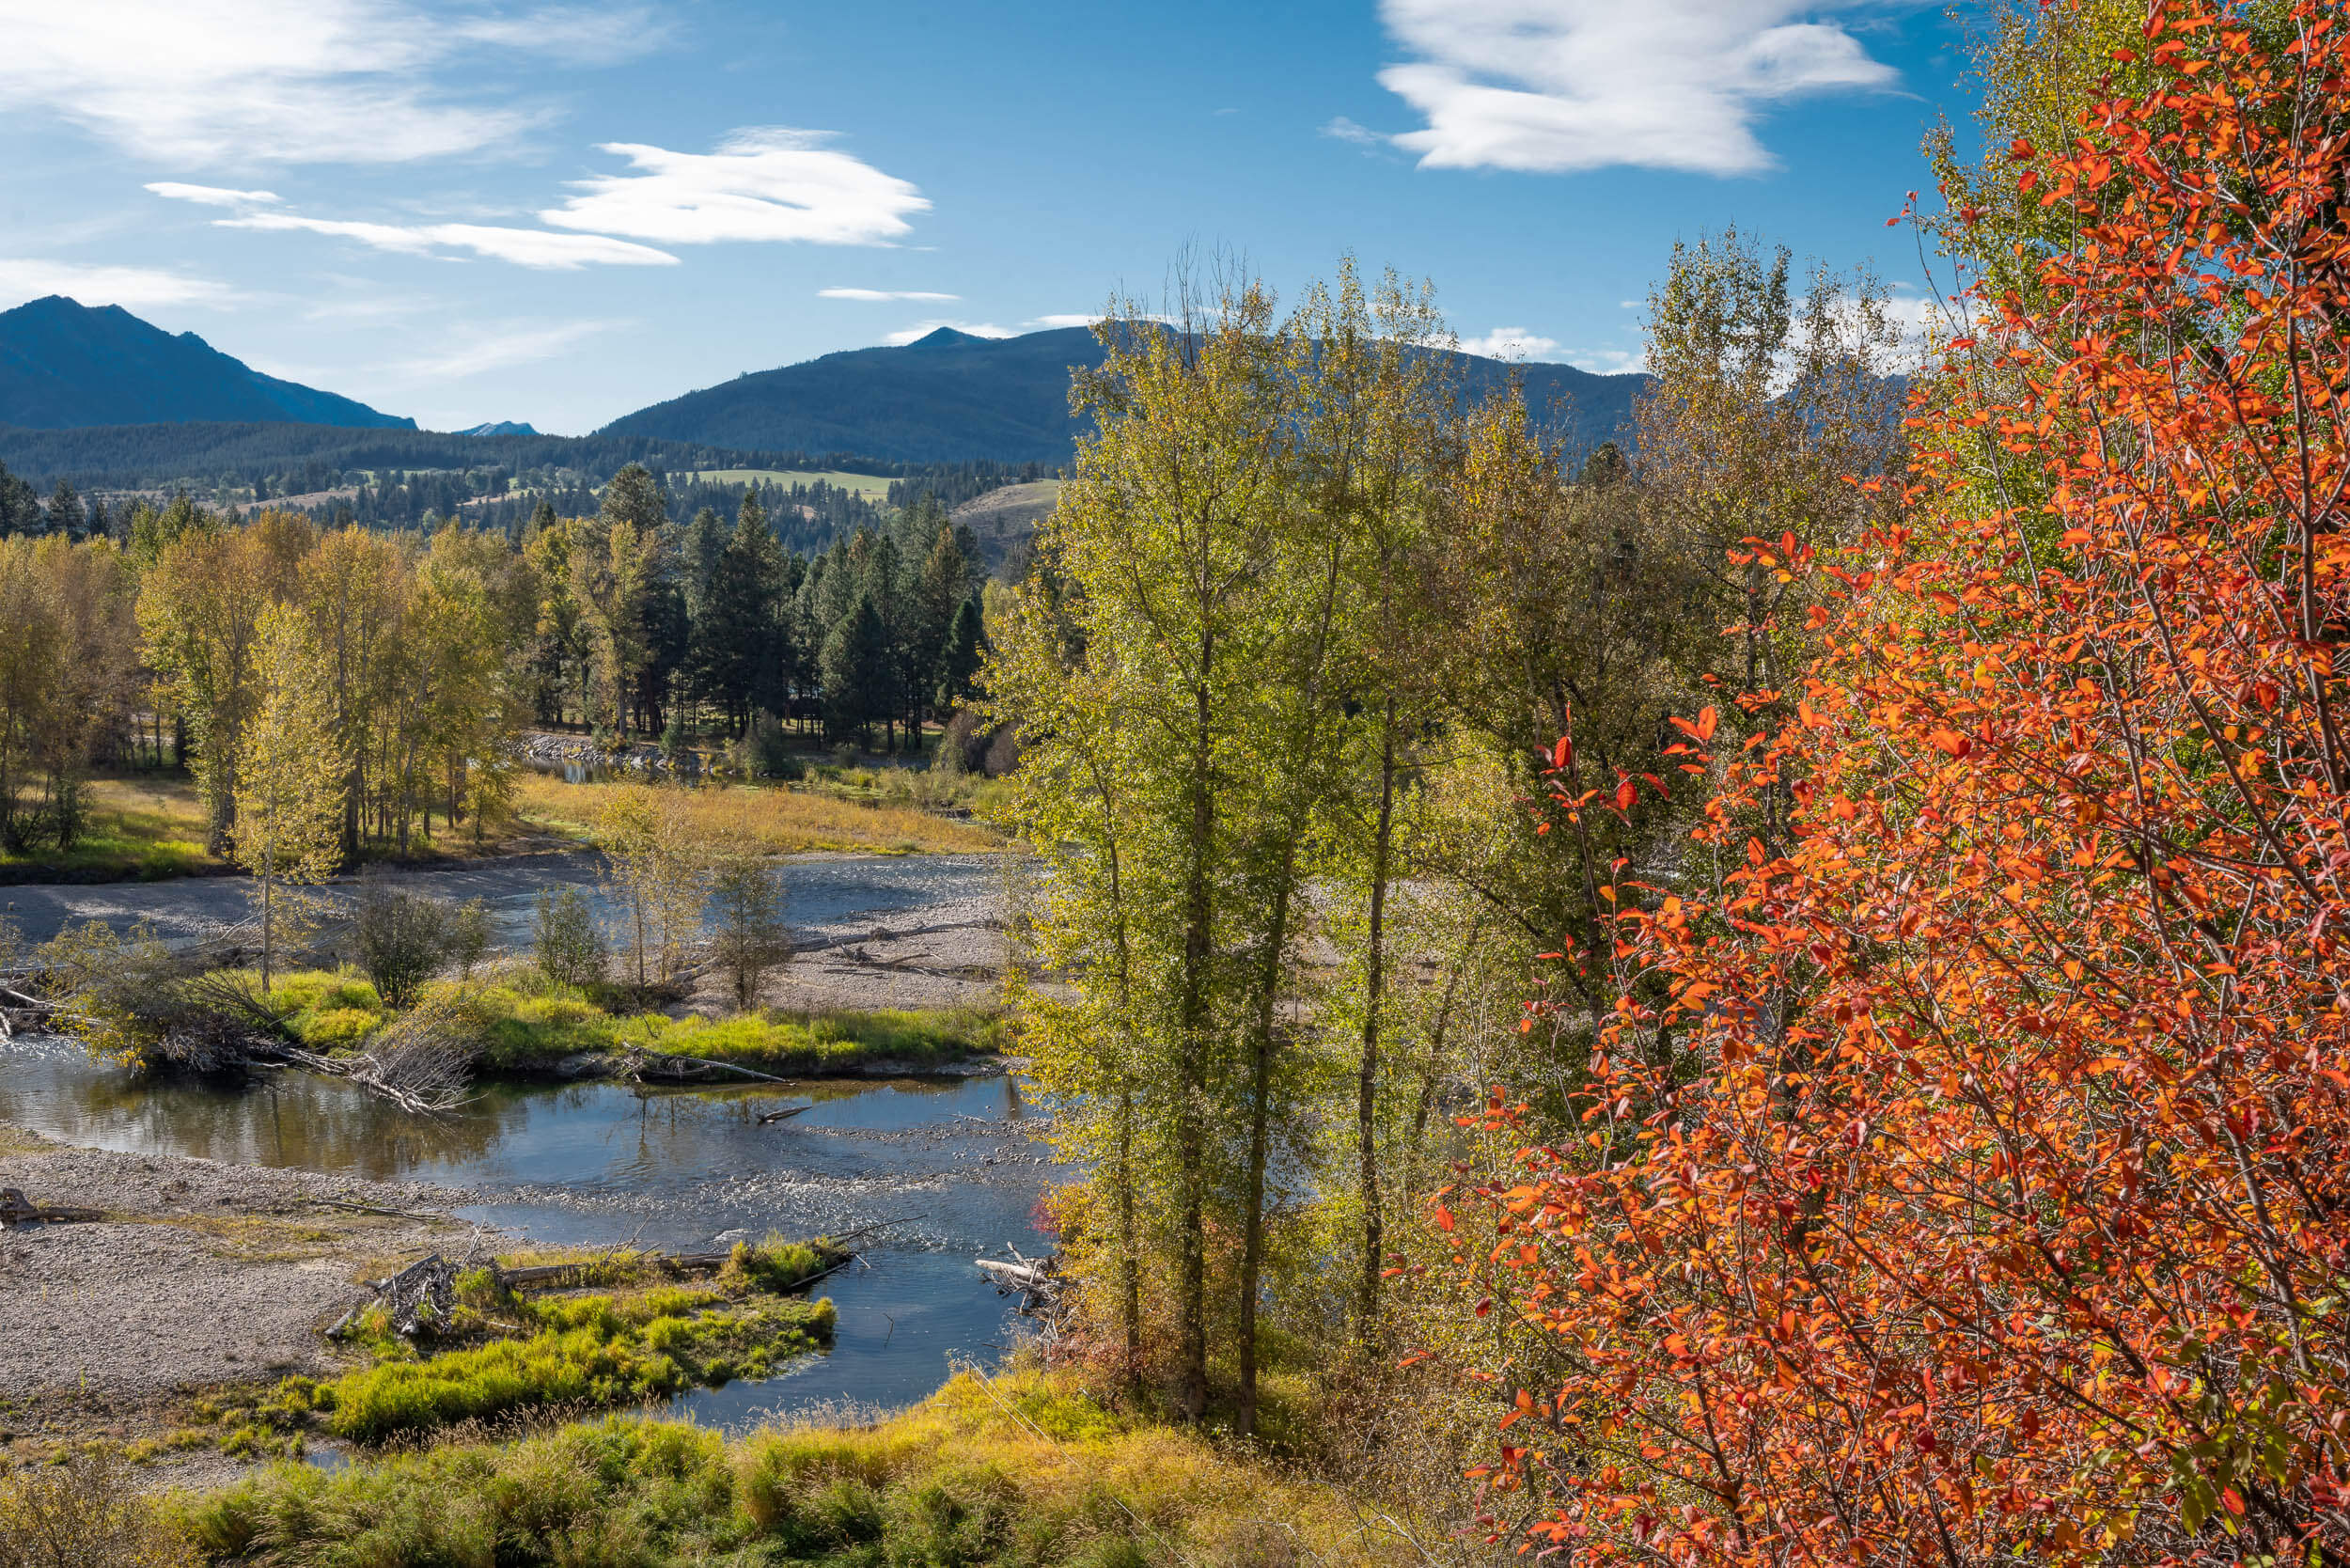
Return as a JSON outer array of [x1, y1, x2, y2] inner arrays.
[[881, 319, 1015, 345], [450, 5, 667, 64], [0, 258, 239, 309], [146, 181, 282, 208], [1026, 313, 1100, 329], [1458, 325, 1561, 360], [217, 212, 676, 269], [1321, 116, 1388, 149], [820, 287, 959, 302], [1375, 0, 1899, 177], [0, 0, 634, 166], [543, 129, 929, 245], [387, 320, 618, 380]]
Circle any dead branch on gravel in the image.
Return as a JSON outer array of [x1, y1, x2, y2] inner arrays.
[[0, 1188, 104, 1228]]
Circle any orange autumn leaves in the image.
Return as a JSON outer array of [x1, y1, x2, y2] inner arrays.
[[1459, 7, 2350, 1566]]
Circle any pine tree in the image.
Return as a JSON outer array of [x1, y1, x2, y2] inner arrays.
[[936, 595, 986, 713], [820, 591, 889, 746], [44, 480, 81, 539], [698, 495, 786, 735]]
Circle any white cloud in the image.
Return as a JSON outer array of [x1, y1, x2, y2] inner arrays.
[[146, 181, 282, 208], [386, 320, 617, 380], [881, 319, 1015, 346], [820, 287, 959, 302], [1458, 325, 1561, 360], [543, 129, 928, 246], [0, 259, 238, 309], [217, 212, 676, 268], [1322, 116, 1387, 149], [0, 0, 620, 165], [1375, 0, 1899, 177], [1026, 313, 1099, 329], [1568, 346, 1647, 374], [450, 5, 666, 64]]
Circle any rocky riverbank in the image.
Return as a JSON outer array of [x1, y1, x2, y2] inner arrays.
[[0, 1125, 479, 1480]]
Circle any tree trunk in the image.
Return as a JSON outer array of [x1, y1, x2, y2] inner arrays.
[[1355, 701, 1397, 1347], [1117, 1089, 1142, 1392], [1172, 665, 1214, 1422], [1236, 862, 1298, 1436]]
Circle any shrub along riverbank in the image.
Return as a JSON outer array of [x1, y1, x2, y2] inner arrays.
[[168, 1370, 1415, 1566], [262, 970, 1006, 1077]]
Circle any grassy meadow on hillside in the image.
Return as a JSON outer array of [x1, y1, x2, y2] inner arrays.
[[688, 468, 895, 498]]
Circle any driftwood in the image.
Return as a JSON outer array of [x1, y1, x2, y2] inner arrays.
[[311, 1198, 445, 1221], [0, 1187, 104, 1228], [790, 919, 993, 957], [977, 1245, 1063, 1314], [329, 1249, 471, 1339], [624, 1050, 794, 1087], [758, 1103, 811, 1124]]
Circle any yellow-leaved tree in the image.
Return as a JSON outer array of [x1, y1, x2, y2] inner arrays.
[[233, 605, 344, 992]]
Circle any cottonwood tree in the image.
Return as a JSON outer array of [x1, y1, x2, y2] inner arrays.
[[708, 858, 791, 1008], [233, 606, 343, 992], [596, 784, 707, 992]]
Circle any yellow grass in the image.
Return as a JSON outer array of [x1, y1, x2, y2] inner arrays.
[[0, 775, 219, 878], [510, 773, 1001, 855]]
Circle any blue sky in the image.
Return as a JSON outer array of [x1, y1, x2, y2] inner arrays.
[[0, 1, 1983, 435]]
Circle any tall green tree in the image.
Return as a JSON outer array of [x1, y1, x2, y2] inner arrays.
[[995, 273, 1315, 1423], [820, 591, 890, 745]]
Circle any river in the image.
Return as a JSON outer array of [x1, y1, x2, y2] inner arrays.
[[0, 851, 1058, 1429]]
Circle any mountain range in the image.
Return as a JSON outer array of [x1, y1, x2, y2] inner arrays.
[[0, 296, 413, 431], [0, 299, 1647, 475], [601, 324, 1645, 464]]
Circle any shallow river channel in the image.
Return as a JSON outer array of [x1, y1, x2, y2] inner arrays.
[[0, 1041, 1062, 1427]]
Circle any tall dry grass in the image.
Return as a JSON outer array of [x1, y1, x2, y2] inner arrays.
[[512, 774, 1000, 856]]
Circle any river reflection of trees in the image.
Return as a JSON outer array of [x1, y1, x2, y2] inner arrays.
[[12, 1058, 524, 1180], [3, 1050, 1042, 1189]]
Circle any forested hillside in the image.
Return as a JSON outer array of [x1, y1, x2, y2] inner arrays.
[[601, 321, 1650, 464], [0, 296, 413, 430]]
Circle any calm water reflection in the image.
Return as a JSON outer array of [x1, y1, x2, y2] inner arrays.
[[0, 1038, 1059, 1418]]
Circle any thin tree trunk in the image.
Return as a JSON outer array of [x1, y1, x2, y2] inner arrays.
[[1173, 659, 1214, 1422], [1117, 1089, 1141, 1390], [1236, 864, 1298, 1436], [1355, 700, 1397, 1347]]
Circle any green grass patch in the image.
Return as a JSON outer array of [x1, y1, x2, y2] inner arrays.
[[180, 1370, 1417, 1566], [685, 467, 894, 497], [200, 1238, 844, 1449], [261, 970, 390, 1048], [469, 983, 1005, 1075], [253, 968, 1001, 1078]]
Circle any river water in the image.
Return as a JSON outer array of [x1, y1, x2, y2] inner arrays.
[[0, 1041, 1061, 1425], [0, 849, 1062, 1429]]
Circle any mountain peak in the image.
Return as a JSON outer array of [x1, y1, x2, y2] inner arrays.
[[906, 326, 982, 350], [0, 295, 413, 431]]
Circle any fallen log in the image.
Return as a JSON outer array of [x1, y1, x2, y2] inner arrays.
[[758, 1104, 811, 1123], [311, 1198, 446, 1222], [625, 1050, 795, 1087], [0, 1187, 104, 1228]]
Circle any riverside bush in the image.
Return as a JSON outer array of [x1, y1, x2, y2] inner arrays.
[[188, 1371, 1415, 1566], [0, 1450, 196, 1568]]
